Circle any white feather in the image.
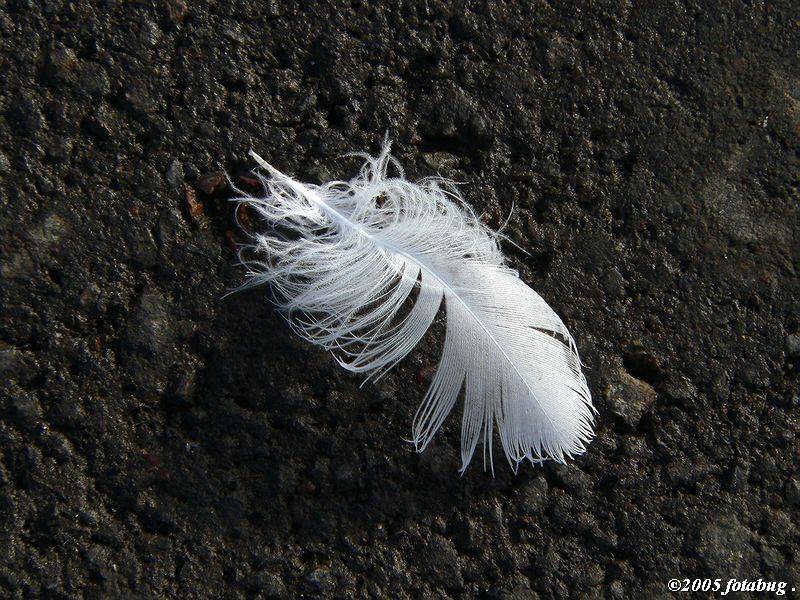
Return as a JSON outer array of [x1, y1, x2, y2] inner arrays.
[[234, 141, 595, 473]]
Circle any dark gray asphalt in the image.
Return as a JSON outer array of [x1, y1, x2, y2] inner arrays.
[[1, 1, 798, 597]]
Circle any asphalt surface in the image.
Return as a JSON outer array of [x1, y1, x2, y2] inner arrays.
[[1, 1, 799, 598]]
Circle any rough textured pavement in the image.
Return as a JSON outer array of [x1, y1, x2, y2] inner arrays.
[[1, 1, 799, 597]]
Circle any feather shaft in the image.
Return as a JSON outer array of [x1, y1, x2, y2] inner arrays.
[[251, 154, 556, 414]]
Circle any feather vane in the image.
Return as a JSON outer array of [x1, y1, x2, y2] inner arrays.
[[235, 142, 595, 473]]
